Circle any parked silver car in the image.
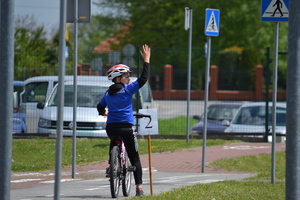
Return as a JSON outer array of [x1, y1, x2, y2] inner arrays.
[[224, 102, 286, 142], [13, 113, 27, 134], [190, 103, 242, 135]]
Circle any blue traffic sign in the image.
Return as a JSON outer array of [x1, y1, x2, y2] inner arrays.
[[205, 9, 220, 37], [261, 0, 289, 22]]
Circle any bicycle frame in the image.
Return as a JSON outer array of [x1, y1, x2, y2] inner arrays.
[[113, 138, 126, 168]]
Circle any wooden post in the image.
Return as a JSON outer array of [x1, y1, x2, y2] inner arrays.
[[146, 105, 154, 196], [147, 134, 154, 196]]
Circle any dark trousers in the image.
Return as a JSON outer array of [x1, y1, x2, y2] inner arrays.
[[106, 123, 142, 185]]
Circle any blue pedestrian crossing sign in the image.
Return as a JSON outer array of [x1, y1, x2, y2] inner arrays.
[[261, 0, 289, 22], [205, 9, 220, 36]]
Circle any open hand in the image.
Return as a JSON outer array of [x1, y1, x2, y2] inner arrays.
[[140, 44, 151, 63]]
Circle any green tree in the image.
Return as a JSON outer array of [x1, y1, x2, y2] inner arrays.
[[94, 0, 288, 62], [14, 16, 76, 79], [91, 0, 288, 90], [46, 31, 74, 75], [14, 25, 50, 80], [66, 15, 122, 73]]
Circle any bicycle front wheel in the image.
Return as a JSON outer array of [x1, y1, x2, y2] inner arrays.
[[110, 146, 120, 198], [122, 150, 132, 196]]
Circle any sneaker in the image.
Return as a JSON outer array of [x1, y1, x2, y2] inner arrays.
[[105, 167, 110, 177], [136, 189, 144, 197]]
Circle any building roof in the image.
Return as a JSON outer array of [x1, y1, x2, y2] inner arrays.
[[93, 22, 131, 54], [93, 37, 120, 54]]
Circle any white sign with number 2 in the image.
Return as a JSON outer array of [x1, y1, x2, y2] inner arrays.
[[138, 109, 158, 135]]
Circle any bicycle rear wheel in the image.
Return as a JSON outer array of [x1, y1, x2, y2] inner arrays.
[[110, 146, 120, 198], [122, 150, 132, 196]]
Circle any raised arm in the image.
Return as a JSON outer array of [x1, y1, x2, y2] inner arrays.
[[138, 44, 151, 87]]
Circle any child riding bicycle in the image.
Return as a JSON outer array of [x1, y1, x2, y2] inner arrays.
[[97, 44, 151, 197]]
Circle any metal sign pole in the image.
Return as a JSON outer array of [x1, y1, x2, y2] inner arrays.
[[0, 1, 14, 199], [72, 0, 78, 179], [271, 22, 279, 184], [202, 36, 211, 173], [202, 8, 219, 173], [54, 0, 67, 199], [286, 1, 300, 198], [185, 7, 192, 143], [261, 0, 289, 185], [66, 0, 91, 179], [264, 47, 271, 143]]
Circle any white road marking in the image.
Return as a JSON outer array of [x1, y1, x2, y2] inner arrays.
[[143, 167, 158, 172], [189, 179, 221, 184], [11, 178, 42, 183], [223, 145, 270, 150], [87, 170, 102, 173], [12, 172, 72, 177], [85, 185, 109, 191], [40, 178, 81, 184], [155, 175, 202, 183], [12, 172, 44, 177]]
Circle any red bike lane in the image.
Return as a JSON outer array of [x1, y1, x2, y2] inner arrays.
[[142, 142, 286, 174]]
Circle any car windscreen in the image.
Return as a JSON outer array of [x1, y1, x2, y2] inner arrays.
[[47, 85, 107, 107], [22, 82, 49, 103], [232, 106, 286, 126], [139, 82, 152, 103], [203, 105, 240, 121]]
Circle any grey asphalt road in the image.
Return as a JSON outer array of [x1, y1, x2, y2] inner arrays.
[[11, 170, 254, 200]]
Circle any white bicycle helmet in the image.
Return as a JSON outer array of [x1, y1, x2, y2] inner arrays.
[[107, 64, 131, 81]]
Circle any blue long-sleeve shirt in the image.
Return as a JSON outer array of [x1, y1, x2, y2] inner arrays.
[[97, 62, 150, 124]]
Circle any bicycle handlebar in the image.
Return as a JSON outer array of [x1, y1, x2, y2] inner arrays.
[[134, 113, 151, 119]]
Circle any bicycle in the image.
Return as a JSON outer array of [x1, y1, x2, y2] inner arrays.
[[109, 113, 151, 198]]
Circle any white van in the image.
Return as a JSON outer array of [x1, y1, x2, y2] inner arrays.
[[20, 75, 153, 133], [37, 80, 108, 137]]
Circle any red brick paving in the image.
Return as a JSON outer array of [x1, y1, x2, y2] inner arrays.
[[141, 142, 285, 173]]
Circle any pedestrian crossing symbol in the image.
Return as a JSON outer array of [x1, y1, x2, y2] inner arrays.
[[206, 12, 218, 32], [261, 0, 289, 22], [205, 9, 220, 36]]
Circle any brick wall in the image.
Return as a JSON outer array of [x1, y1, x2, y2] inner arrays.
[[152, 65, 286, 101]]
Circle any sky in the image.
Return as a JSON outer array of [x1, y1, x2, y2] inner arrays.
[[15, 0, 100, 37]]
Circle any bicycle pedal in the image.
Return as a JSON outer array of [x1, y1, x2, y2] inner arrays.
[[127, 166, 136, 172]]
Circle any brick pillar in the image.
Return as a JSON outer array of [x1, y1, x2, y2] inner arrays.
[[164, 64, 172, 90], [255, 65, 264, 100], [164, 64, 173, 99], [77, 64, 82, 75], [95, 70, 100, 76], [210, 65, 218, 99]]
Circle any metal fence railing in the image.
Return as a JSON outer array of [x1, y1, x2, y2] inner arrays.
[[14, 48, 287, 137]]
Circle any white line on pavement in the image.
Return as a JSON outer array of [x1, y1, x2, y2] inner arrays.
[[11, 178, 42, 183], [223, 145, 270, 150]]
